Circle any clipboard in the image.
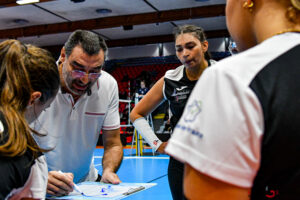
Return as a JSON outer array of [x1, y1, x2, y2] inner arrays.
[[47, 182, 157, 200]]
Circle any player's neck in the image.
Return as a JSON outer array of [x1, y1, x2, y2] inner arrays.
[[185, 60, 208, 81]]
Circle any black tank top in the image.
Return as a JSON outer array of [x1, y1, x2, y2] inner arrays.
[[163, 65, 200, 131]]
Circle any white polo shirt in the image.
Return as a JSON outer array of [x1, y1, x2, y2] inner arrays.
[[32, 70, 120, 183]]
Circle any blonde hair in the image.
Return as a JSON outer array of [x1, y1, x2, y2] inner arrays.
[[0, 40, 60, 158]]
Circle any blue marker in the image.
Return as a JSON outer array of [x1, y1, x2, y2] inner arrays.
[[73, 183, 85, 196]]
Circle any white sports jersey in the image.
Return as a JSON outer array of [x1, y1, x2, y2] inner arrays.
[[166, 32, 300, 190], [33, 70, 120, 183]]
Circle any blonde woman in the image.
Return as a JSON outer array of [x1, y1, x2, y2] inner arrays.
[[0, 40, 60, 199]]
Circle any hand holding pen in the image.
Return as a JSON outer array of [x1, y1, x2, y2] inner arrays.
[[58, 171, 86, 196], [47, 170, 75, 196]]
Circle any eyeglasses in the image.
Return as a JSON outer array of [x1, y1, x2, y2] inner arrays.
[[71, 70, 101, 80]]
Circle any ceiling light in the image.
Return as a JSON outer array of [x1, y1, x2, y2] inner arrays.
[[16, 0, 39, 5], [96, 8, 112, 14]]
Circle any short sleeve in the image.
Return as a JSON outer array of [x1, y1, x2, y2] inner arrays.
[[165, 66, 264, 188], [102, 79, 120, 130]]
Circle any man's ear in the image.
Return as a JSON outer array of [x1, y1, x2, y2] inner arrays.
[[28, 91, 42, 106], [60, 47, 66, 63], [201, 41, 209, 53]]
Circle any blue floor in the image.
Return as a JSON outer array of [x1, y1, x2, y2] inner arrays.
[[94, 148, 172, 200]]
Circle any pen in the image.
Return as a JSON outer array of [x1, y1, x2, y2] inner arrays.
[[58, 170, 85, 196], [123, 186, 145, 195]]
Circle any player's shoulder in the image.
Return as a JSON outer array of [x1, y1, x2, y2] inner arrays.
[[203, 47, 268, 87], [101, 70, 118, 84], [165, 65, 184, 81]]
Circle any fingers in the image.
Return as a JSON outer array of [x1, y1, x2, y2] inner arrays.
[[65, 172, 74, 179], [47, 171, 74, 196], [101, 172, 121, 184]]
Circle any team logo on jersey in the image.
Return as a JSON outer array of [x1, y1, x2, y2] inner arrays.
[[175, 124, 203, 139], [171, 86, 189, 101], [184, 100, 202, 122], [176, 86, 188, 91], [265, 186, 279, 199]]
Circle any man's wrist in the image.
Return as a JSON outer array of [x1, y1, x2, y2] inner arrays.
[[102, 168, 114, 174]]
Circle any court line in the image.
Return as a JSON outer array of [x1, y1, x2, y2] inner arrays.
[[94, 156, 169, 160]]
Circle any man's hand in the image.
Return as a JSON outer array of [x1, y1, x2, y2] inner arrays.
[[101, 128, 123, 184], [101, 170, 121, 184], [47, 171, 74, 196], [157, 142, 168, 154]]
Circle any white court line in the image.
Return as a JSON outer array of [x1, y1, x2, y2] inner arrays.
[[94, 156, 169, 160]]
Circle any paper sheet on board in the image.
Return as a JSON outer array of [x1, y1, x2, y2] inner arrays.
[[48, 182, 156, 200]]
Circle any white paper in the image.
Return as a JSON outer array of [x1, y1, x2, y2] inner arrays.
[[70, 184, 134, 198], [48, 182, 157, 199]]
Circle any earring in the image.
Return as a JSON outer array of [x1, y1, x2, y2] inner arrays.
[[291, 0, 300, 11], [286, 6, 298, 23], [243, 0, 254, 12]]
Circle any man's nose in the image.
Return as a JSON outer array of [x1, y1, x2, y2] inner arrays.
[[80, 74, 89, 84]]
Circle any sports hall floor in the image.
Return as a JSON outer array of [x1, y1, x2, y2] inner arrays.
[[94, 147, 172, 200]]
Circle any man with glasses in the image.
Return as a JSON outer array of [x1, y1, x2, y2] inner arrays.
[[32, 30, 123, 197]]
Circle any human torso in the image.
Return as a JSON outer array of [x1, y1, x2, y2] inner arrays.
[[138, 87, 148, 96], [167, 33, 300, 199], [249, 35, 300, 199], [32, 71, 120, 183], [163, 64, 211, 131]]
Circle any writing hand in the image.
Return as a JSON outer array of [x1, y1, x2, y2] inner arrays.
[[47, 171, 74, 196]]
